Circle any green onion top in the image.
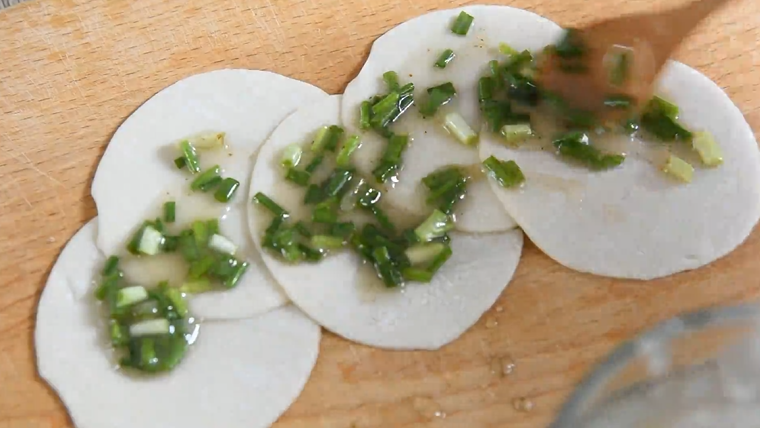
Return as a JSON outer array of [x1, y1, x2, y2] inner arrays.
[[451, 11, 474, 36]]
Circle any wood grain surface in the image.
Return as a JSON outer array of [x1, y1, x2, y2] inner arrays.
[[1, 0, 759, 427]]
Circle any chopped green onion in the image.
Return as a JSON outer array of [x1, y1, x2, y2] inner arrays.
[[402, 267, 434, 283], [313, 199, 338, 224], [648, 95, 679, 119], [280, 144, 303, 169], [359, 101, 372, 130], [116, 286, 149, 308], [640, 97, 692, 142], [311, 235, 345, 250], [305, 154, 325, 174], [405, 243, 446, 266], [179, 278, 212, 294], [214, 177, 240, 202], [434, 49, 456, 68], [330, 222, 356, 239], [505, 72, 540, 106], [311, 125, 344, 152], [189, 255, 216, 279], [451, 11, 474, 36], [358, 184, 382, 208], [209, 234, 237, 255], [603, 94, 634, 109], [423, 167, 463, 190], [662, 154, 694, 183], [207, 219, 220, 236], [337, 135, 361, 167], [552, 132, 625, 170], [163, 201, 176, 223], [192, 220, 209, 247], [371, 246, 405, 288], [109, 320, 129, 346], [161, 288, 188, 317], [126, 223, 148, 254], [339, 177, 366, 211], [483, 155, 525, 188], [692, 131, 723, 167], [252, 192, 290, 218], [427, 245, 453, 274], [428, 176, 467, 215], [371, 206, 396, 233], [500, 123, 533, 145], [415, 210, 454, 242], [138, 226, 164, 255], [373, 134, 409, 182], [129, 319, 170, 337], [420, 82, 457, 117], [304, 184, 325, 205], [443, 112, 478, 145], [177, 230, 201, 262], [179, 140, 201, 174], [286, 168, 311, 187], [190, 165, 221, 191], [323, 168, 354, 197], [295, 221, 313, 238], [188, 132, 226, 150], [298, 244, 324, 262], [222, 260, 248, 289], [173, 157, 186, 169], [102, 255, 120, 277], [499, 42, 518, 56], [383, 71, 400, 91], [478, 76, 496, 102]]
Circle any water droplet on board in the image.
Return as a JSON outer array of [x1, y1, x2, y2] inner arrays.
[[513, 397, 534, 412], [485, 317, 498, 329], [490, 356, 516, 377]]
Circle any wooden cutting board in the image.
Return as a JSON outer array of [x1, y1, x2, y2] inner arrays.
[[1, 0, 759, 427]]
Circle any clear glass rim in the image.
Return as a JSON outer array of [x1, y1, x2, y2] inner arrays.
[[549, 302, 760, 428]]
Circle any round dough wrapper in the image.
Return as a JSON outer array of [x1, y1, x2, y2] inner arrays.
[[92, 69, 328, 319], [248, 95, 524, 350], [36, 219, 321, 428], [341, 5, 563, 232], [480, 62, 760, 280]]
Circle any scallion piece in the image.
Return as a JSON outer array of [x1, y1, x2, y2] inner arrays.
[[478, 77, 496, 103], [116, 286, 149, 308], [371, 246, 405, 288], [649, 95, 679, 119], [434, 49, 456, 68], [383, 71, 400, 91], [209, 234, 237, 255], [129, 319, 170, 337], [163, 201, 176, 223], [552, 132, 625, 170], [499, 42, 518, 56], [311, 235, 345, 251], [402, 268, 434, 283], [662, 155, 694, 183], [286, 168, 311, 187], [555, 28, 586, 59], [692, 131, 723, 167], [222, 260, 248, 289], [298, 244, 324, 262], [161, 288, 188, 317], [336, 135, 361, 167], [640, 97, 692, 142], [323, 168, 354, 197], [305, 154, 324, 174], [358, 184, 382, 208], [214, 177, 240, 202], [311, 125, 344, 152], [359, 101, 372, 130], [427, 245, 453, 274], [607, 48, 631, 86], [252, 192, 290, 219], [189, 131, 226, 150], [192, 220, 209, 247], [207, 219, 220, 235], [483, 155, 525, 188], [415, 210, 454, 242], [339, 177, 366, 211], [295, 221, 313, 238], [102, 255, 120, 277], [189, 255, 216, 279], [179, 140, 201, 174], [500, 123, 532, 145], [405, 243, 446, 266], [179, 278, 212, 294], [420, 82, 456, 117], [138, 226, 164, 255], [330, 222, 356, 240], [109, 320, 129, 346], [304, 184, 325, 205], [451, 11, 474, 36], [371, 206, 396, 233], [190, 165, 221, 191], [173, 157, 186, 169], [443, 112, 478, 145], [280, 144, 303, 169], [312, 199, 338, 224], [373, 134, 409, 182]]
